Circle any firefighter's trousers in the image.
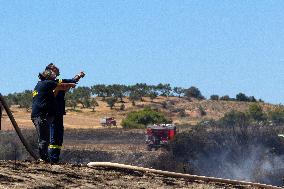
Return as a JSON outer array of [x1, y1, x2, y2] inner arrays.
[[32, 115, 54, 162], [49, 115, 64, 163]]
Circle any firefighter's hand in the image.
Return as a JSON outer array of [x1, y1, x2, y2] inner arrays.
[[79, 71, 85, 78], [74, 71, 85, 82]]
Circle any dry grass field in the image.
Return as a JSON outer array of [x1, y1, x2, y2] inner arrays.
[[0, 96, 276, 131]]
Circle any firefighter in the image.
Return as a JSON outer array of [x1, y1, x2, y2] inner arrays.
[[31, 67, 75, 162], [45, 63, 85, 163]]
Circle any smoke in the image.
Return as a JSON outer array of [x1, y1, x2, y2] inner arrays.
[[173, 124, 284, 186], [190, 145, 284, 185]]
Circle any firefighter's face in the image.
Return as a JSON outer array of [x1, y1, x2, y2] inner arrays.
[[50, 67, 60, 77], [50, 70, 58, 80]]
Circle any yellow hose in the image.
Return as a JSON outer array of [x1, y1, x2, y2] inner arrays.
[[87, 162, 283, 189]]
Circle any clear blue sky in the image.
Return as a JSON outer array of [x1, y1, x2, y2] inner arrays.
[[1, 1, 284, 104]]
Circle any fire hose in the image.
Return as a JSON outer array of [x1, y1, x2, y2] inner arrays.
[[87, 162, 283, 189], [0, 93, 38, 160]]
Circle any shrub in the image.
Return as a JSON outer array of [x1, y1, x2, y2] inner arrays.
[[131, 101, 136, 106], [198, 106, 206, 116], [236, 92, 249, 101], [220, 110, 249, 127], [178, 108, 187, 117], [171, 122, 284, 185], [121, 120, 145, 129], [121, 107, 171, 129], [210, 95, 219, 101], [268, 106, 284, 124], [248, 96, 257, 102], [247, 103, 266, 122], [220, 95, 230, 101], [184, 86, 205, 100], [120, 104, 125, 111], [162, 101, 167, 109]]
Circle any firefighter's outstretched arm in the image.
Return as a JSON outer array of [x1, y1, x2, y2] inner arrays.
[[54, 83, 76, 96]]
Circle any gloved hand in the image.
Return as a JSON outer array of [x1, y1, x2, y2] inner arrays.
[[79, 71, 85, 78], [74, 71, 85, 81]]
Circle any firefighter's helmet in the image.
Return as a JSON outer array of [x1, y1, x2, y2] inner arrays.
[[45, 63, 60, 76], [39, 69, 57, 80]]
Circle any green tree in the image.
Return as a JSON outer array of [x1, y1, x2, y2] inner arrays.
[[131, 83, 150, 101], [72, 87, 91, 108], [236, 93, 249, 102], [184, 86, 205, 100], [248, 96, 257, 102], [149, 91, 158, 102], [129, 91, 141, 104], [247, 103, 266, 122], [17, 90, 33, 111], [220, 95, 230, 101], [110, 84, 128, 102], [121, 107, 172, 129], [90, 98, 99, 112], [156, 83, 172, 97], [106, 97, 117, 109], [91, 84, 108, 100], [173, 87, 185, 98], [210, 95, 219, 101], [66, 91, 78, 110]]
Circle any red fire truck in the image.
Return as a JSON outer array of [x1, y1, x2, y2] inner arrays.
[[100, 117, 117, 127], [145, 124, 176, 150]]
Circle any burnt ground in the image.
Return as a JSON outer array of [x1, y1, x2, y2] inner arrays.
[[0, 128, 283, 188], [0, 160, 262, 189]]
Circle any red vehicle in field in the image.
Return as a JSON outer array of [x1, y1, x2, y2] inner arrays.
[[100, 117, 117, 127], [145, 124, 176, 150]]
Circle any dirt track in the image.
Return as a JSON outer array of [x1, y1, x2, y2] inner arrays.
[[0, 161, 266, 189]]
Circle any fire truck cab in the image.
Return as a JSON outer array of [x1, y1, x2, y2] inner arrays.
[[146, 124, 176, 150], [100, 117, 117, 127]]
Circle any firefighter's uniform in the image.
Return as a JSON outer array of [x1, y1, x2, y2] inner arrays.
[[48, 78, 78, 163], [31, 79, 58, 162]]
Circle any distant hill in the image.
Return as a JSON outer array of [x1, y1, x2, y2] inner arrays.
[[1, 96, 277, 130]]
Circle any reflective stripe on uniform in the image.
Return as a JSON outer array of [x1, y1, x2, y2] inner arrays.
[[48, 144, 62, 149], [32, 90, 38, 97]]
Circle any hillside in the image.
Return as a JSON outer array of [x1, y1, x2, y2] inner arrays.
[[1, 97, 283, 188], [0, 96, 277, 130]]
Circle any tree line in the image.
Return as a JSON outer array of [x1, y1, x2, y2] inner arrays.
[[3, 83, 262, 111]]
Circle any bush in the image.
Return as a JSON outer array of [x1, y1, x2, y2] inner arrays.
[[247, 103, 266, 122], [120, 104, 125, 111], [236, 93, 257, 102], [220, 110, 249, 127], [236, 92, 249, 101], [121, 107, 171, 129], [220, 95, 230, 101], [184, 86, 205, 100], [121, 120, 145, 129], [268, 106, 284, 124], [172, 122, 284, 185], [198, 106, 206, 116], [210, 95, 219, 100]]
